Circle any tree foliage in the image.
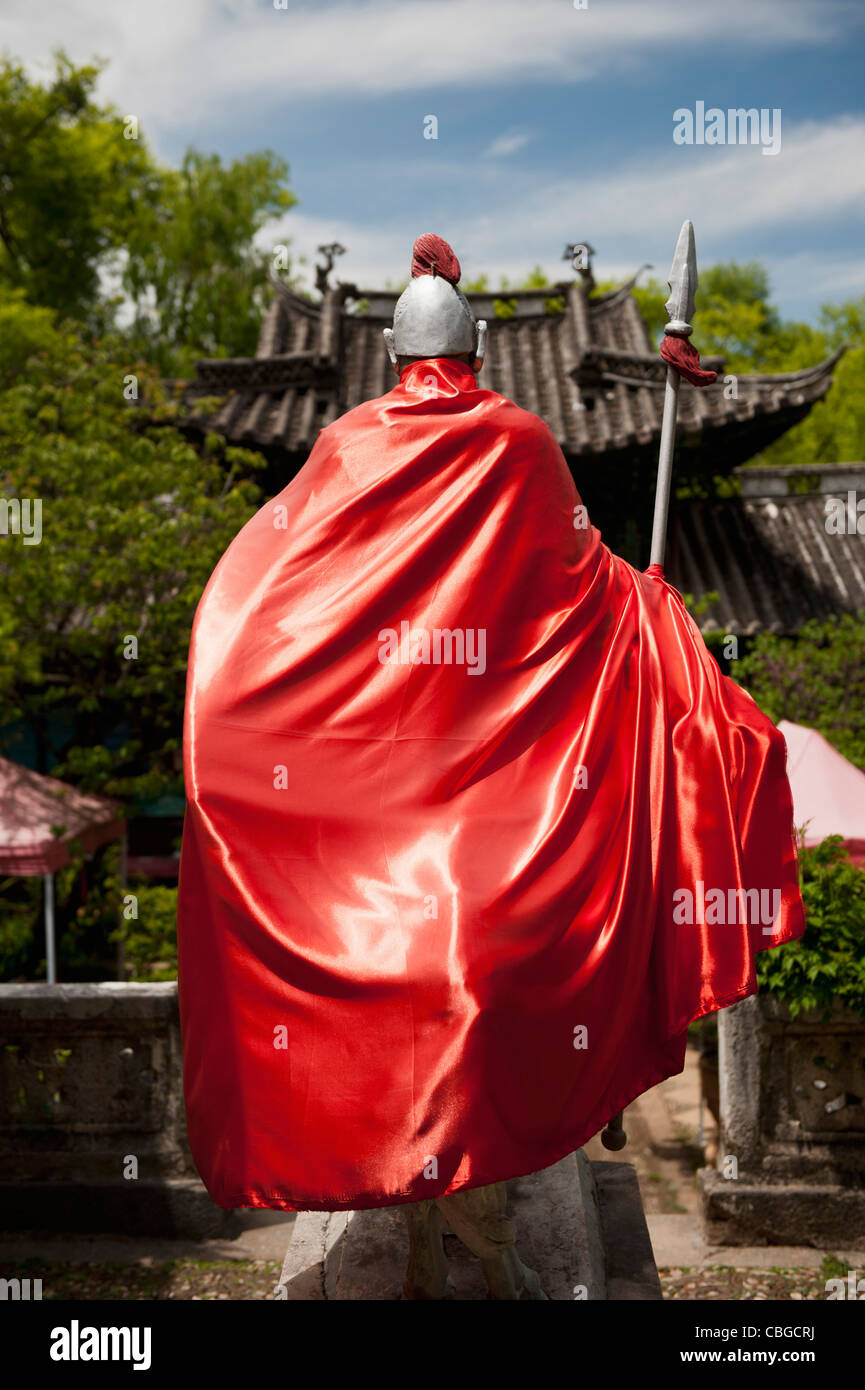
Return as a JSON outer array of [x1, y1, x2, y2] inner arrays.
[[123, 147, 297, 373], [119, 881, 180, 982], [461, 264, 565, 317], [0, 289, 263, 802], [0, 53, 156, 326], [0, 52, 298, 367], [627, 266, 865, 468], [734, 614, 865, 771], [757, 836, 865, 1019]]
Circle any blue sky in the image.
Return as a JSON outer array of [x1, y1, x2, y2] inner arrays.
[[8, 0, 865, 320]]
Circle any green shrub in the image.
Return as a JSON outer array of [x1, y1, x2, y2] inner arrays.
[[0, 875, 43, 978], [735, 614, 865, 771], [757, 835, 865, 1018], [0, 844, 122, 982], [120, 884, 178, 981]]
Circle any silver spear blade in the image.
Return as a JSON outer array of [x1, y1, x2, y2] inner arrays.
[[650, 218, 701, 568], [664, 219, 697, 334]]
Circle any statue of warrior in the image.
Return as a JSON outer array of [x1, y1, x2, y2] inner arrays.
[[177, 234, 805, 1299]]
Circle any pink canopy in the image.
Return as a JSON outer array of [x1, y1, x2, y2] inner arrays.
[[0, 756, 125, 876], [778, 721, 865, 864]]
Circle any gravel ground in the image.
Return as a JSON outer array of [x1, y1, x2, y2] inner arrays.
[[660, 1257, 847, 1301], [2, 1257, 285, 1300], [3, 1254, 850, 1300]]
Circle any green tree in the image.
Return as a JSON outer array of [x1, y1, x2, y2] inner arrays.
[[755, 296, 865, 467], [0, 51, 299, 368], [0, 52, 157, 326], [632, 279, 667, 342], [734, 614, 865, 771], [626, 264, 864, 468], [0, 289, 264, 802], [119, 881, 180, 982], [629, 262, 802, 368], [123, 147, 297, 373]]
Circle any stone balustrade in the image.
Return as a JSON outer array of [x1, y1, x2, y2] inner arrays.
[[0, 982, 230, 1238]]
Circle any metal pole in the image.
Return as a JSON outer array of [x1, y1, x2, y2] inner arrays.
[[650, 219, 700, 570], [118, 832, 128, 981], [649, 365, 682, 568], [44, 871, 57, 983]]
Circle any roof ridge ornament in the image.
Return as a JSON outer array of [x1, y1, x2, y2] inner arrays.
[[315, 242, 347, 295]]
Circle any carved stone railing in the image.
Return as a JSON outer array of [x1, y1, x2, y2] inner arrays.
[[700, 995, 865, 1247], [0, 983, 229, 1237]]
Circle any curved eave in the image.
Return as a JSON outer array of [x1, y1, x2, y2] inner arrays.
[[266, 273, 323, 319], [730, 345, 847, 391], [588, 266, 652, 310]]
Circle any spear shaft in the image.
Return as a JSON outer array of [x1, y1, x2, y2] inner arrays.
[[649, 219, 699, 569], [610, 223, 700, 1151], [649, 368, 681, 567]]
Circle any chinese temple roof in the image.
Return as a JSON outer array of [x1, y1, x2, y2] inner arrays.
[[669, 464, 865, 635], [184, 261, 842, 477], [176, 248, 851, 615]]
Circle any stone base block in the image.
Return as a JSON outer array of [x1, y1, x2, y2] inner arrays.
[[700, 1168, 865, 1249], [277, 1152, 661, 1300], [0, 1179, 234, 1241], [594, 1162, 662, 1299]]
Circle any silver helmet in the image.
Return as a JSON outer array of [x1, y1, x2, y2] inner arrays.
[[383, 236, 487, 373]]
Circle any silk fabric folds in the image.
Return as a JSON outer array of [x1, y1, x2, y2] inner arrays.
[[177, 356, 805, 1212]]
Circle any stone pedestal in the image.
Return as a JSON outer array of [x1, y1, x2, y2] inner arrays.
[[700, 994, 865, 1247], [277, 1151, 661, 1300], [0, 983, 230, 1239]]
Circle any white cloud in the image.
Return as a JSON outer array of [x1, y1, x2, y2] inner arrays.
[[767, 251, 865, 317], [485, 133, 530, 158], [5, 2, 859, 315], [454, 116, 865, 265], [4, 0, 858, 135], [263, 211, 410, 291], [271, 116, 865, 314]]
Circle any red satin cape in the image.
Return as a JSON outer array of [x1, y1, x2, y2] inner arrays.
[[177, 356, 805, 1212]]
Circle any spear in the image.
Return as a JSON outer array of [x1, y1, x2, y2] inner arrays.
[[600, 224, 702, 1156], [649, 219, 700, 569]]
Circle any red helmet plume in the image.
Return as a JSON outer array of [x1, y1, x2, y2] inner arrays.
[[410, 234, 461, 285]]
